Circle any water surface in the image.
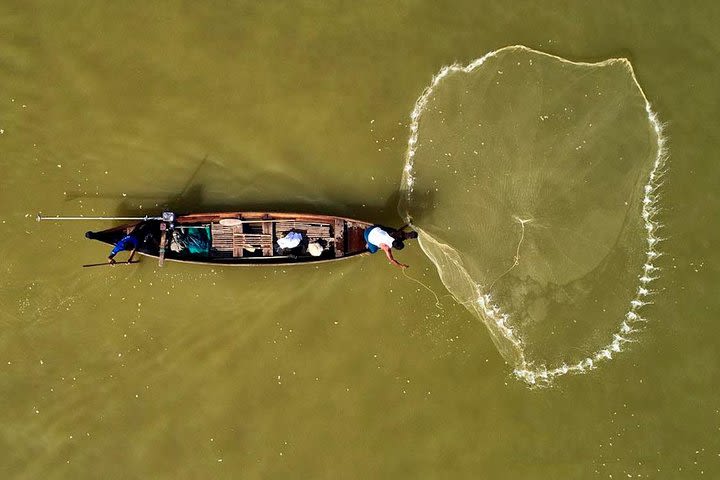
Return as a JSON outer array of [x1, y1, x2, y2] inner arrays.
[[1, 1, 719, 478]]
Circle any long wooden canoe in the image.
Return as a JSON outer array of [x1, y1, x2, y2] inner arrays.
[[85, 211, 374, 266]]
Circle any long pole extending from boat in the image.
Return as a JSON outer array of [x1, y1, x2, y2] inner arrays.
[[37, 213, 328, 225], [36, 214, 164, 222]]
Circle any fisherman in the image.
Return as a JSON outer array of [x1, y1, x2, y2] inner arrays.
[[107, 233, 138, 264], [86, 223, 147, 264], [364, 224, 418, 269]]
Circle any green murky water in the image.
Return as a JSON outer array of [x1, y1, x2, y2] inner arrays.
[[1, 2, 719, 478]]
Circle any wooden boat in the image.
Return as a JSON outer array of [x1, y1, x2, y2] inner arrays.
[[84, 211, 374, 266]]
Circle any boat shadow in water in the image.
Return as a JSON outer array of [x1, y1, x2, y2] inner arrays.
[[109, 184, 434, 228]]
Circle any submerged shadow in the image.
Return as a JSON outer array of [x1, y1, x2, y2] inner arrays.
[[110, 184, 422, 228], [66, 154, 435, 227], [401, 189, 436, 225]]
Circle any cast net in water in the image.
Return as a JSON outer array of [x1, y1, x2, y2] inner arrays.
[[399, 46, 666, 386]]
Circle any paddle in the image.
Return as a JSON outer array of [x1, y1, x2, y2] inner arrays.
[[158, 223, 168, 267], [82, 260, 140, 268]]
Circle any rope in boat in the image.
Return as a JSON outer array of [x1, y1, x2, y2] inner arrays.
[[402, 267, 443, 310]]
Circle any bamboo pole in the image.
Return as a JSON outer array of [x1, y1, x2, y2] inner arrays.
[[37, 214, 162, 222], [82, 260, 140, 268]]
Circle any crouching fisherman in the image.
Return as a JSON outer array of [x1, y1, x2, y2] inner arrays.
[[364, 224, 419, 269], [85, 224, 144, 264]]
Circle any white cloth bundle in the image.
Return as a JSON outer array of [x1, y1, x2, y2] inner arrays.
[[277, 231, 303, 249]]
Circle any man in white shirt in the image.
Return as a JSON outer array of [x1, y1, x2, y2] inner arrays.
[[364, 224, 418, 269]]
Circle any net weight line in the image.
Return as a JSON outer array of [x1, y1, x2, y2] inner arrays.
[[487, 216, 532, 291]]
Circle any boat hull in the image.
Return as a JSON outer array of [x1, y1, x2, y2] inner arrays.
[[86, 211, 374, 266]]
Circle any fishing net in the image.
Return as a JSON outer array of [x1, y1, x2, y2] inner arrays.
[[399, 46, 666, 385]]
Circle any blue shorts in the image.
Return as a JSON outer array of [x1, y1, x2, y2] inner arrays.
[[364, 226, 380, 254]]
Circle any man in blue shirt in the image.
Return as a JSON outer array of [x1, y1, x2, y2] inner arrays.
[[108, 233, 139, 264], [106, 221, 155, 263]]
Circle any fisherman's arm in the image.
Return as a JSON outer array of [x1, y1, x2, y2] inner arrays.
[[381, 244, 408, 269]]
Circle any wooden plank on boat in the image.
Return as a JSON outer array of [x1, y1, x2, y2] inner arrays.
[[232, 231, 272, 257], [262, 221, 274, 256], [211, 223, 235, 257], [158, 223, 168, 267], [276, 221, 331, 239], [235, 227, 245, 257], [233, 233, 272, 244], [334, 218, 344, 257], [346, 222, 368, 254]]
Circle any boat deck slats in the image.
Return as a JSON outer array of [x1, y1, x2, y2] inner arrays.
[[232, 233, 273, 245], [334, 219, 345, 257], [275, 221, 331, 239], [211, 223, 272, 258], [211, 224, 234, 256], [262, 221, 274, 256], [208, 218, 361, 259]]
